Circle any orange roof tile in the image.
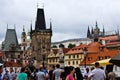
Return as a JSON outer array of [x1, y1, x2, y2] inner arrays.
[[99, 36, 118, 41], [52, 48, 70, 55], [66, 42, 102, 54], [5, 61, 22, 67], [80, 50, 119, 66], [106, 42, 120, 45]]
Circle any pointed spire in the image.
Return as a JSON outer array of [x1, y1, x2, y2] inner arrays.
[[87, 26, 91, 38], [117, 26, 119, 36], [95, 21, 98, 29], [23, 25, 25, 32], [91, 27, 94, 34], [103, 25, 105, 36], [50, 18, 52, 30], [37, 3, 39, 8], [35, 8, 46, 30], [30, 21, 32, 33]]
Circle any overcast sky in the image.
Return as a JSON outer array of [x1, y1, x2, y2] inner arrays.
[[0, 0, 120, 43]]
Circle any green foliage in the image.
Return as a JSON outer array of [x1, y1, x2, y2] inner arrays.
[[59, 43, 65, 48], [68, 43, 76, 48], [52, 45, 57, 48]]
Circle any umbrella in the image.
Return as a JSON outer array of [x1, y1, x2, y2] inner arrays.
[[92, 58, 112, 66], [0, 63, 3, 66], [109, 54, 120, 67]]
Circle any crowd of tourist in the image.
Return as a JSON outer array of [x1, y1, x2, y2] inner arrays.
[[0, 62, 117, 80]]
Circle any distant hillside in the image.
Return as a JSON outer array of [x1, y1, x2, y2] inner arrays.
[[51, 38, 92, 48]]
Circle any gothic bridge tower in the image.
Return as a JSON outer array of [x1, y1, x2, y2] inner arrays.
[[31, 8, 52, 68]]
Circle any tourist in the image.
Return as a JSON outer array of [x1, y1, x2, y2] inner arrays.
[[9, 67, 16, 80], [88, 62, 106, 80], [83, 67, 90, 80], [108, 72, 116, 80], [3, 70, 10, 80], [53, 64, 64, 80], [48, 65, 55, 80], [0, 66, 3, 80], [75, 67, 83, 80], [36, 65, 46, 80], [66, 66, 75, 80], [17, 67, 27, 80]]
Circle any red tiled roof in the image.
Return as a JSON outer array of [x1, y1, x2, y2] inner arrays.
[[99, 36, 118, 41], [5, 61, 22, 67], [106, 42, 120, 45], [80, 50, 119, 66], [52, 49, 58, 54], [52, 48, 70, 54], [66, 42, 102, 54]]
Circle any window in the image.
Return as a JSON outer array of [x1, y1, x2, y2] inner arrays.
[[77, 55, 79, 58], [76, 61, 78, 64], [73, 55, 75, 58], [68, 61, 70, 65], [73, 61, 74, 65], [49, 59, 51, 62], [88, 57, 92, 61], [98, 56, 103, 60], [69, 55, 71, 58]]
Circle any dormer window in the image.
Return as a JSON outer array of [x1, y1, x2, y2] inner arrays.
[[88, 57, 92, 61]]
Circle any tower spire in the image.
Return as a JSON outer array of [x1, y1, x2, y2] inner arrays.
[[103, 25, 105, 36], [23, 25, 25, 32], [91, 27, 94, 34], [87, 26, 91, 38], [35, 8, 46, 30], [95, 21, 98, 29], [50, 18, 52, 30], [117, 26, 119, 37]]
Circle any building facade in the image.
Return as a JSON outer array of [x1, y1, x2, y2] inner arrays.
[[31, 8, 52, 68], [2, 28, 22, 64]]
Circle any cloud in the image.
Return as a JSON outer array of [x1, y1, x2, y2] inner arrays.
[[0, 0, 120, 43]]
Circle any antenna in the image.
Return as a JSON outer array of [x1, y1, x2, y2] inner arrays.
[[37, 3, 39, 8], [14, 24, 16, 29], [42, 3, 44, 9]]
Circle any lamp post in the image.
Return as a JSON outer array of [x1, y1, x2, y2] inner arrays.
[[83, 47, 87, 68], [42, 55, 45, 68]]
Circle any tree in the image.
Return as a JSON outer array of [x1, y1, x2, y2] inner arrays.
[[59, 43, 65, 48], [68, 43, 76, 48], [52, 45, 57, 48]]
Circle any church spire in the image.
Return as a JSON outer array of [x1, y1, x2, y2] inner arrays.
[[50, 18, 52, 30], [87, 26, 91, 38], [30, 21, 32, 33], [95, 21, 98, 29], [22, 25, 26, 37], [103, 25, 105, 36], [35, 8, 46, 31], [117, 26, 119, 38]]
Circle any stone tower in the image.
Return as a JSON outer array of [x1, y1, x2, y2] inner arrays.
[[21, 26, 26, 51], [2, 28, 22, 64], [31, 8, 52, 68]]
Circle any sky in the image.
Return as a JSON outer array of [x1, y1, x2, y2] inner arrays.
[[0, 0, 120, 43]]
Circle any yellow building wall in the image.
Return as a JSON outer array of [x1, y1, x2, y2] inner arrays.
[[65, 54, 84, 67]]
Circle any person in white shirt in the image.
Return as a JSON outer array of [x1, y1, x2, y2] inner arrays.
[[9, 67, 16, 80], [84, 67, 90, 80], [88, 62, 106, 80], [53, 64, 64, 80]]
